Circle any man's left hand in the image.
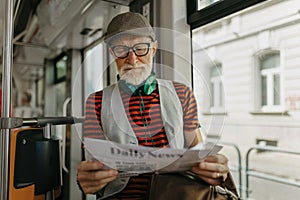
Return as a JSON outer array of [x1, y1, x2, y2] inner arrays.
[[191, 154, 229, 185]]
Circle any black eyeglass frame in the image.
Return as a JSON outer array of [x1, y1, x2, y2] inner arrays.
[[110, 42, 152, 59]]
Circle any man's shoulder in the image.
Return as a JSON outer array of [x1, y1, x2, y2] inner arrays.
[[157, 79, 186, 86], [172, 81, 188, 88], [89, 90, 104, 97], [87, 83, 118, 101], [158, 79, 190, 90], [87, 90, 104, 103]]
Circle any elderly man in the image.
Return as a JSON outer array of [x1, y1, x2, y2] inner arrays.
[[77, 12, 230, 199]]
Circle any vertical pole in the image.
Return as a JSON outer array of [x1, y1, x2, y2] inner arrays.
[[43, 124, 55, 200], [0, 0, 14, 199]]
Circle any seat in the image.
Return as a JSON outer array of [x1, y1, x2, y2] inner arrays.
[[9, 128, 61, 200]]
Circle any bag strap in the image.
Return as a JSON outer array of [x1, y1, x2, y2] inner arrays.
[[220, 171, 239, 197], [180, 171, 241, 200], [214, 186, 240, 200]]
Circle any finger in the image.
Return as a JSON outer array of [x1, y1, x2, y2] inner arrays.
[[191, 166, 216, 178], [79, 171, 119, 194], [191, 168, 227, 185], [77, 161, 104, 172], [216, 172, 228, 182], [197, 162, 229, 174], [78, 169, 118, 182], [192, 165, 228, 181], [81, 183, 107, 194], [82, 174, 118, 188], [203, 154, 228, 164]]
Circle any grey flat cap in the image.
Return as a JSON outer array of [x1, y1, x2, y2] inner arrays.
[[104, 12, 155, 43]]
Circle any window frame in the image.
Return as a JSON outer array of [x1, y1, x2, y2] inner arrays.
[[187, 0, 267, 29], [255, 51, 284, 113], [210, 63, 225, 113]]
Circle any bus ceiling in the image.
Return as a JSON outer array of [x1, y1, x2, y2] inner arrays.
[[0, 0, 133, 80], [0, 0, 134, 57]]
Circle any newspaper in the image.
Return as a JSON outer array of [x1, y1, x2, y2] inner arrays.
[[84, 138, 222, 177]]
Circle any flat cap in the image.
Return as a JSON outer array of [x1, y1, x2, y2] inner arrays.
[[104, 12, 155, 43]]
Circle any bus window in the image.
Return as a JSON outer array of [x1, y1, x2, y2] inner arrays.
[[191, 0, 300, 198], [55, 55, 67, 82], [54, 54, 67, 116], [84, 43, 105, 98]]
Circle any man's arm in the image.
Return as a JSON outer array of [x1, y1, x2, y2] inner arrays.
[[184, 128, 203, 148]]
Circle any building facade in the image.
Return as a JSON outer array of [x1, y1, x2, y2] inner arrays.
[[192, 0, 300, 198]]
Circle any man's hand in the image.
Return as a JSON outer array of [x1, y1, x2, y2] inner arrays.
[[191, 154, 229, 185], [77, 161, 118, 194]]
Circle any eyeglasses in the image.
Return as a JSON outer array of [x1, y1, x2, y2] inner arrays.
[[111, 43, 152, 59]]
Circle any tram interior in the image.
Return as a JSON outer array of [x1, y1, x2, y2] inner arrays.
[[0, 1, 133, 199], [1, 0, 300, 200], [0, 0, 131, 106]]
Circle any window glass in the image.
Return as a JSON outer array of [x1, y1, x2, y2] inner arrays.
[[211, 83, 215, 107], [210, 64, 224, 112], [53, 54, 67, 116], [273, 74, 280, 105], [260, 53, 280, 70], [55, 81, 66, 116], [198, 0, 221, 10], [259, 53, 280, 108], [219, 81, 224, 107], [85, 43, 105, 97], [261, 76, 267, 106], [191, 1, 300, 199], [211, 64, 221, 77], [55, 55, 67, 81]]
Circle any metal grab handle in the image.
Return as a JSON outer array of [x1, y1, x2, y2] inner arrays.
[[1, 0, 14, 199], [245, 146, 300, 198], [23, 116, 83, 126], [219, 141, 242, 198], [0, 116, 84, 129], [62, 97, 71, 173]]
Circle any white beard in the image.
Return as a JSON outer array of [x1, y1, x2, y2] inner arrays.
[[119, 63, 152, 85]]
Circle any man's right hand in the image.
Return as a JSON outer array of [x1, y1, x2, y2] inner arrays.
[[77, 161, 119, 194]]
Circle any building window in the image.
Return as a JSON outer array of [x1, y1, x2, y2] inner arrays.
[[53, 53, 68, 115], [210, 64, 224, 113], [54, 54, 67, 83], [258, 52, 282, 112]]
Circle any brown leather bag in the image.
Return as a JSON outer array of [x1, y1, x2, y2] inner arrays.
[[148, 171, 240, 200]]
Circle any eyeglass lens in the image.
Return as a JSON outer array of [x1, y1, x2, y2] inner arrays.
[[112, 43, 151, 58]]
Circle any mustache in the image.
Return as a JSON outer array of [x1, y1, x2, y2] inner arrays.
[[120, 64, 149, 74], [118, 63, 152, 85], [122, 63, 148, 69]]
